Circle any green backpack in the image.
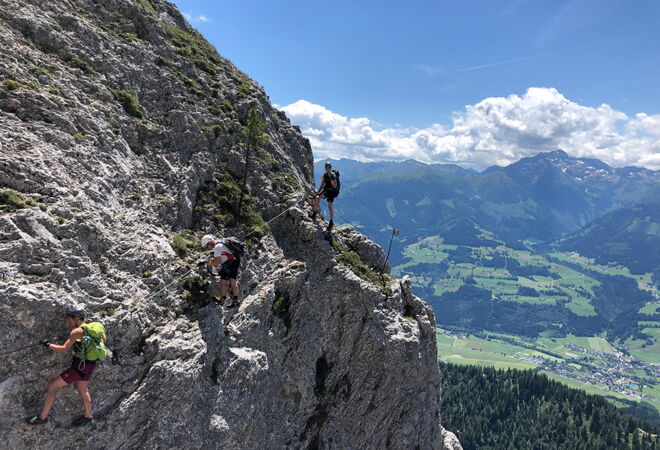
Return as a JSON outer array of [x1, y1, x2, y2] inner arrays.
[[74, 322, 107, 361]]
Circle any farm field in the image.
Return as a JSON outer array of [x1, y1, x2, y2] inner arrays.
[[394, 239, 616, 316], [626, 328, 660, 363], [395, 237, 659, 344]]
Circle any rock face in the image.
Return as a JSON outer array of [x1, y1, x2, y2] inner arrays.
[[0, 0, 459, 448]]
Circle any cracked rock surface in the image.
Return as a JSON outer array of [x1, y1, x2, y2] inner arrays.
[[0, 0, 459, 448]]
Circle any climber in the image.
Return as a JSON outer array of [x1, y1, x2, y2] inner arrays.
[[26, 308, 107, 427], [201, 235, 241, 307], [311, 162, 340, 231]]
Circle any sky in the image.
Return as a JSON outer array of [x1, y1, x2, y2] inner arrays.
[[171, 0, 660, 171]]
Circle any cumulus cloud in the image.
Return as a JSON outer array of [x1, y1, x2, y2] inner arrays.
[[279, 88, 660, 171]]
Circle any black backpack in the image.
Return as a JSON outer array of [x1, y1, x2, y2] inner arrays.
[[331, 170, 340, 195], [223, 237, 245, 258]]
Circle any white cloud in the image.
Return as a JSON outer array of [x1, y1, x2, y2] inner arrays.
[[279, 88, 660, 171], [183, 12, 211, 24]]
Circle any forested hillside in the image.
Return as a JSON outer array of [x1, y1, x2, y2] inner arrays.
[[441, 364, 660, 450], [554, 202, 660, 275]]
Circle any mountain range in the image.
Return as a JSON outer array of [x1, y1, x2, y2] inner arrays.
[[317, 150, 659, 271], [316, 152, 659, 342]]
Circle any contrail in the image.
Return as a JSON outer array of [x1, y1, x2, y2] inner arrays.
[[458, 55, 539, 72]]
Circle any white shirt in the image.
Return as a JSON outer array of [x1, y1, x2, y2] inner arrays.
[[213, 242, 235, 264]]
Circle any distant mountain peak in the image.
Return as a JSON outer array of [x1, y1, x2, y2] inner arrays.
[[546, 149, 569, 157]]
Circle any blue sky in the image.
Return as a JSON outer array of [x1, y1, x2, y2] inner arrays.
[[172, 0, 660, 170]]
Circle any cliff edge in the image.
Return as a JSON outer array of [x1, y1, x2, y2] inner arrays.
[[0, 0, 460, 448]]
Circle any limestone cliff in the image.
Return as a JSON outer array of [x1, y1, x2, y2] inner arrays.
[[0, 0, 460, 448]]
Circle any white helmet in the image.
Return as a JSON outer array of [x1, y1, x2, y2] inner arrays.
[[201, 234, 215, 246]]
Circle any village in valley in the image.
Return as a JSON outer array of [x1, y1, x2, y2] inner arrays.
[[437, 328, 660, 414]]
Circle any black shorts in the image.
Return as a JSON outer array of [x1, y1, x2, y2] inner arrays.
[[220, 259, 240, 280], [323, 190, 338, 203]]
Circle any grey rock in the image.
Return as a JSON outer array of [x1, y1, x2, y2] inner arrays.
[[0, 0, 459, 448], [441, 426, 464, 450], [336, 226, 392, 274]]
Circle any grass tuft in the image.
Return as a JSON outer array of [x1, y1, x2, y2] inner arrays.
[[31, 66, 51, 77], [332, 240, 392, 295], [2, 79, 21, 91], [66, 56, 95, 74], [171, 229, 199, 258], [110, 88, 144, 118], [0, 189, 37, 210]]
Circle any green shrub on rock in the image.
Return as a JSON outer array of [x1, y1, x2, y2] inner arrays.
[[0, 189, 37, 210], [66, 56, 95, 74], [332, 240, 392, 296], [182, 275, 209, 306], [110, 88, 143, 118], [30, 66, 51, 77], [2, 79, 21, 91], [193, 171, 269, 240], [272, 174, 299, 195], [171, 229, 198, 258], [272, 293, 292, 330]]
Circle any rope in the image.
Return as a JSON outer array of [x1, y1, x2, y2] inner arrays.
[[104, 187, 351, 319], [141, 267, 196, 304], [109, 196, 306, 322], [308, 190, 362, 230], [0, 333, 69, 357], [243, 195, 305, 240], [127, 196, 307, 311], [329, 208, 362, 230], [0, 342, 41, 357]]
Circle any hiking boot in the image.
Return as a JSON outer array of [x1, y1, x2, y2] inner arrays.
[[216, 296, 226, 306], [72, 416, 93, 426], [227, 296, 240, 308], [25, 415, 47, 425], [327, 220, 334, 231], [310, 210, 317, 220]]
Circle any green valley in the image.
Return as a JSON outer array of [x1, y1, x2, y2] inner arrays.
[[393, 235, 659, 339], [436, 328, 660, 419]]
